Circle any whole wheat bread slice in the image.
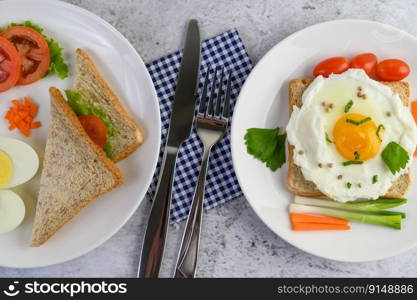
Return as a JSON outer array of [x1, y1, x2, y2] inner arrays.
[[31, 87, 123, 247], [287, 78, 410, 198], [73, 48, 143, 162]]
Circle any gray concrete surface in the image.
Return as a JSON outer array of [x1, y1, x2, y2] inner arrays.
[[2, 0, 417, 277]]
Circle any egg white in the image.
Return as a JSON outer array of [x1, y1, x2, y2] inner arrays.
[[286, 69, 417, 202], [0, 137, 39, 189], [0, 190, 25, 234]]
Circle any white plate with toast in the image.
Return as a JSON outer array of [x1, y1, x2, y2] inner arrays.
[[0, 0, 160, 267], [232, 19, 417, 262]]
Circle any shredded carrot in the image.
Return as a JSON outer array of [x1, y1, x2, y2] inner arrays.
[[291, 222, 351, 231], [412, 101, 417, 156], [290, 213, 349, 225], [5, 97, 41, 137]]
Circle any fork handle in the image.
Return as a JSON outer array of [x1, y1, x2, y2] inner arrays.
[[174, 145, 211, 278]]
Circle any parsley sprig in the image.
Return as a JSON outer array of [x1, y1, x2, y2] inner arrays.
[[381, 142, 409, 174], [244, 127, 287, 171]]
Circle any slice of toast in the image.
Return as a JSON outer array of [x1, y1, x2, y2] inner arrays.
[[73, 48, 143, 162], [287, 79, 410, 198], [31, 87, 123, 247]]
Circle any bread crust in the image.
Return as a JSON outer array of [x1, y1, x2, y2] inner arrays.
[[287, 78, 410, 199], [75, 48, 143, 162], [30, 88, 124, 247]]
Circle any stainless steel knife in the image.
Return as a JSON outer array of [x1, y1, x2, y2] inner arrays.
[[138, 19, 201, 278]]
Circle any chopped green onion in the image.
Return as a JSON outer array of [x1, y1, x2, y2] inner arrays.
[[346, 117, 372, 126], [376, 124, 384, 141], [372, 175, 378, 184], [344, 100, 353, 113], [342, 161, 363, 166], [346, 182, 352, 188], [325, 132, 333, 143]]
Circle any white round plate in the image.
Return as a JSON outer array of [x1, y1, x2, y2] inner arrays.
[[232, 19, 417, 262], [0, 0, 160, 267]]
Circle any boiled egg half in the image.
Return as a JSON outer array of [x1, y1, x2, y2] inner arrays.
[[0, 137, 39, 189]]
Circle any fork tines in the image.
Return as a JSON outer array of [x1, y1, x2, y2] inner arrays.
[[198, 64, 232, 120]]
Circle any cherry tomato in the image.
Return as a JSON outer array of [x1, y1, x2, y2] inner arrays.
[[376, 59, 410, 81], [350, 53, 377, 75], [78, 115, 108, 148], [0, 36, 21, 92], [1, 26, 50, 85], [313, 57, 350, 77]]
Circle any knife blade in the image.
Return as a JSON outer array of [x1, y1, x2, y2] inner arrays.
[[138, 19, 201, 278]]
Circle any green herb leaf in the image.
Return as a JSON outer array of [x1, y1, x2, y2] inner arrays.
[[7, 21, 69, 79], [342, 161, 363, 166], [346, 182, 352, 189], [346, 117, 372, 126], [244, 127, 287, 172], [104, 140, 114, 160], [354, 151, 360, 160], [376, 124, 384, 142], [344, 100, 353, 113], [381, 141, 409, 174], [372, 175, 378, 184], [325, 132, 333, 143]]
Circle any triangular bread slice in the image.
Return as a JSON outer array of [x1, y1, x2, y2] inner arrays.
[[287, 78, 410, 198], [31, 87, 123, 247], [73, 48, 143, 162]]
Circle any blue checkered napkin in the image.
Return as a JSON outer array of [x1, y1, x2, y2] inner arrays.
[[146, 29, 253, 222]]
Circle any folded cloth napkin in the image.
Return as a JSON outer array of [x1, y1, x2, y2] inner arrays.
[[146, 29, 253, 222]]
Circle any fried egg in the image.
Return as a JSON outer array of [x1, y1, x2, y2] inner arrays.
[[286, 69, 417, 202], [0, 137, 39, 189]]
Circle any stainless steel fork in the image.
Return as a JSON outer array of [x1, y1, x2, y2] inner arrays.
[[174, 65, 232, 278]]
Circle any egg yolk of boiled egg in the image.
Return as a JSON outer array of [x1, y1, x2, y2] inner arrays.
[[0, 150, 13, 188], [333, 113, 381, 161]]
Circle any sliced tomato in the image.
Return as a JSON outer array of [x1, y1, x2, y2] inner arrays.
[[376, 59, 410, 81], [350, 53, 377, 76], [0, 36, 21, 92], [313, 57, 350, 77], [1, 26, 50, 85], [78, 115, 108, 148]]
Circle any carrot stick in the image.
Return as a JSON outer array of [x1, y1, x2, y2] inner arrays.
[[290, 212, 349, 225], [291, 222, 351, 231]]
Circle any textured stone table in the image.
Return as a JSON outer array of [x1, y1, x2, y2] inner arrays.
[[2, 0, 417, 277]]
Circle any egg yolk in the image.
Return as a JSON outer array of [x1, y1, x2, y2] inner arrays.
[[0, 150, 13, 188], [332, 113, 381, 161]]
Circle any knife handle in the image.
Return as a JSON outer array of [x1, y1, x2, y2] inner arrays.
[[138, 146, 178, 278]]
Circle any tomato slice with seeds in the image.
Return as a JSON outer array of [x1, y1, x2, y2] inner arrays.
[[78, 115, 108, 148], [1, 26, 50, 85], [0, 36, 21, 92]]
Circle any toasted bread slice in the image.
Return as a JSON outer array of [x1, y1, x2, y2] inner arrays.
[[287, 79, 410, 198], [73, 48, 143, 162], [31, 88, 123, 247]]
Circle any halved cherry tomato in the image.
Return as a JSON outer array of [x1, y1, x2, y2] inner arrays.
[[376, 59, 410, 81], [350, 53, 377, 75], [78, 115, 108, 148], [0, 36, 21, 92], [1, 26, 50, 85], [313, 57, 350, 77]]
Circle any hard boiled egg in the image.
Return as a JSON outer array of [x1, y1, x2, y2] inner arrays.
[[0, 190, 25, 233], [0, 137, 39, 189]]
